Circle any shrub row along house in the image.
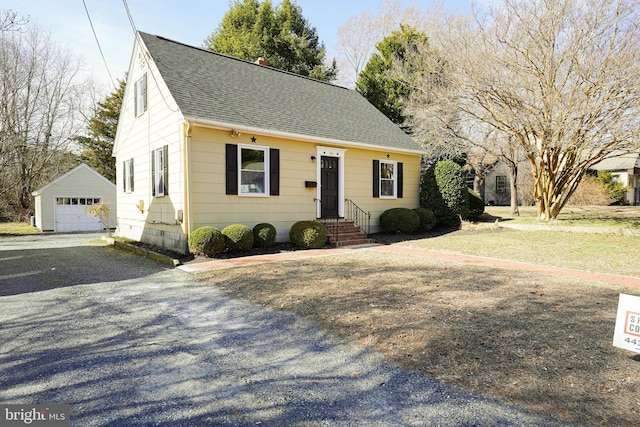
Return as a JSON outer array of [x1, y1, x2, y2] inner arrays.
[[113, 32, 426, 254]]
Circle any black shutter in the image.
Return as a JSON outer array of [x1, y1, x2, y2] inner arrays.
[[163, 145, 169, 195], [373, 160, 380, 198], [226, 144, 238, 195], [133, 82, 138, 116], [397, 162, 403, 198], [270, 148, 280, 196]]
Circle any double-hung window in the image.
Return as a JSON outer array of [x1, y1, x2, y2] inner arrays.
[[496, 175, 507, 194], [152, 146, 168, 196], [239, 145, 268, 195], [123, 158, 134, 193], [373, 159, 403, 199], [134, 73, 147, 117], [225, 143, 280, 196]]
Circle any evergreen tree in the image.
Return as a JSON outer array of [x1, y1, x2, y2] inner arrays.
[[75, 79, 125, 182], [204, 0, 336, 81], [356, 25, 429, 125]]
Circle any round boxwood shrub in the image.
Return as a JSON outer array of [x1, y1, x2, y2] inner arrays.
[[188, 226, 224, 256], [413, 208, 437, 232], [289, 221, 328, 249], [222, 224, 254, 252], [467, 188, 485, 220], [379, 208, 420, 234], [253, 223, 277, 248]]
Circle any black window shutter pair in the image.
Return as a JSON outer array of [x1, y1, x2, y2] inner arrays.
[[226, 144, 279, 195], [372, 160, 403, 198]]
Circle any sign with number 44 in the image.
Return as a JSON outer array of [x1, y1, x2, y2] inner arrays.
[[613, 293, 640, 353]]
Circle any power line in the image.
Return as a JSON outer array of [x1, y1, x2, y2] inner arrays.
[[82, 0, 116, 89]]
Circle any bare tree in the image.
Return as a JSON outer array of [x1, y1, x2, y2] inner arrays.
[[439, 0, 640, 220], [0, 23, 85, 220], [335, 0, 424, 87]]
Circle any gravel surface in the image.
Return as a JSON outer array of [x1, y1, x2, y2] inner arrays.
[[0, 233, 572, 426]]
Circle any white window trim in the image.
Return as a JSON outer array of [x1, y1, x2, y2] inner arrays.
[[153, 147, 166, 197], [238, 144, 269, 197], [124, 158, 134, 193], [134, 73, 147, 117], [379, 159, 397, 199]]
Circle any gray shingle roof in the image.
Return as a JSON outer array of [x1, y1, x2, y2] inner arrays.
[[138, 32, 425, 154]]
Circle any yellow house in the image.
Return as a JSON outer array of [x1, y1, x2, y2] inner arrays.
[[113, 32, 426, 254]]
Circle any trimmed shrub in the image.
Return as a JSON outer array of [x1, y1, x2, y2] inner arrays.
[[435, 160, 469, 219], [289, 221, 328, 249], [380, 208, 420, 234], [420, 166, 461, 228], [222, 224, 254, 252], [188, 226, 224, 256], [467, 189, 485, 220], [413, 208, 437, 232], [253, 223, 277, 248]]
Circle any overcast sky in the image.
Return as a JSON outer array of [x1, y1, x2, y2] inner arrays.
[[3, 0, 470, 92]]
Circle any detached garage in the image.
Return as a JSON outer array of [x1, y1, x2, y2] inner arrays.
[[32, 164, 117, 232]]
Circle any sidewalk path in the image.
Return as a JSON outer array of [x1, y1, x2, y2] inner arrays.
[[179, 243, 640, 288]]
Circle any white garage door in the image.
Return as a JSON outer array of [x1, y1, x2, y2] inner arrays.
[[54, 197, 103, 232]]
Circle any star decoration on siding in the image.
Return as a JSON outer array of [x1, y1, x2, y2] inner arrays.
[[251, 136, 257, 143]]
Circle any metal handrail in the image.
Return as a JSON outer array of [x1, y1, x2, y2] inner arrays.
[[314, 198, 340, 241], [344, 199, 371, 235]]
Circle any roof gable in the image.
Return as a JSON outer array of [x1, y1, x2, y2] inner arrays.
[[32, 163, 115, 196], [137, 32, 425, 154], [590, 152, 640, 171]]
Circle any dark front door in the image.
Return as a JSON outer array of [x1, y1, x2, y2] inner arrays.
[[320, 156, 339, 218]]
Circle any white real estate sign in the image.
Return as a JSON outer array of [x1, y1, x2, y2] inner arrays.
[[613, 293, 640, 353]]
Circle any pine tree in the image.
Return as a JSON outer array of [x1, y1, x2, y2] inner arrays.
[[204, 0, 336, 81], [75, 79, 125, 182]]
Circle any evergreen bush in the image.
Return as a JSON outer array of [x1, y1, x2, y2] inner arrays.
[[253, 223, 277, 248], [413, 208, 437, 232], [289, 221, 328, 249], [188, 226, 224, 256], [420, 166, 461, 228], [379, 208, 420, 234], [222, 224, 254, 252], [435, 160, 469, 219], [467, 189, 485, 220]]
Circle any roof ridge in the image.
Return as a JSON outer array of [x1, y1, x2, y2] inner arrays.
[[140, 31, 350, 91]]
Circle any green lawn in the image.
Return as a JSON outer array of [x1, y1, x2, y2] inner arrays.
[[0, 222, 40, 237], [403, 225, 640, 278]]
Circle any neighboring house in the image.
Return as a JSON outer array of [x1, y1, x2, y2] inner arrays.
[[484, 162, 512, 206], [113, 32, 426, 254], [590, 152, 640, 205], [32, 163, 117, 232]]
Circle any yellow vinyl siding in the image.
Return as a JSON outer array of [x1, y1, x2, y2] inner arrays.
[[189, 127, 421, 236]]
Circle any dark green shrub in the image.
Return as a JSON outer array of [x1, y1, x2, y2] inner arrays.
[[379, 208, 420, 234], [420, 166, 461, 228], [253, 223, 277, 248], [222, 224, 254, 252], [467, 188, 485, 220], [413, 208, 437, 232], [289, 221, 328, 249], [435, 160, 469, 219], [188, 226, 224, 256]]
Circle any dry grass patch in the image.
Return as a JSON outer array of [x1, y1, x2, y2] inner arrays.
[[197, 249, 640, 426]]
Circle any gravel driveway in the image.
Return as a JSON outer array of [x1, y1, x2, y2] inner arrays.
[[0, 233, 571, 426]]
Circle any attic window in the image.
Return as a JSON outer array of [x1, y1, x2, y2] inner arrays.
[[134, 73, 147, 116]]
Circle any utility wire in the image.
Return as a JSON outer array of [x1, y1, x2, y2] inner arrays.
[[82, 0, 116, 89]]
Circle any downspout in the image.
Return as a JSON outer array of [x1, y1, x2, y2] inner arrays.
[[184, 120, 192, 239]]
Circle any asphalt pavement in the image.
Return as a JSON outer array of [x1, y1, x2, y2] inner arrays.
[[0, 233, 573, 426]]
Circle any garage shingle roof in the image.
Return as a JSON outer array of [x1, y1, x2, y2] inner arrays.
[[138, 32, 424, 154]]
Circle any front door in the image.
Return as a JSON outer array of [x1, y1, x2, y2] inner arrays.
[[320, 156, 339, 218]]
